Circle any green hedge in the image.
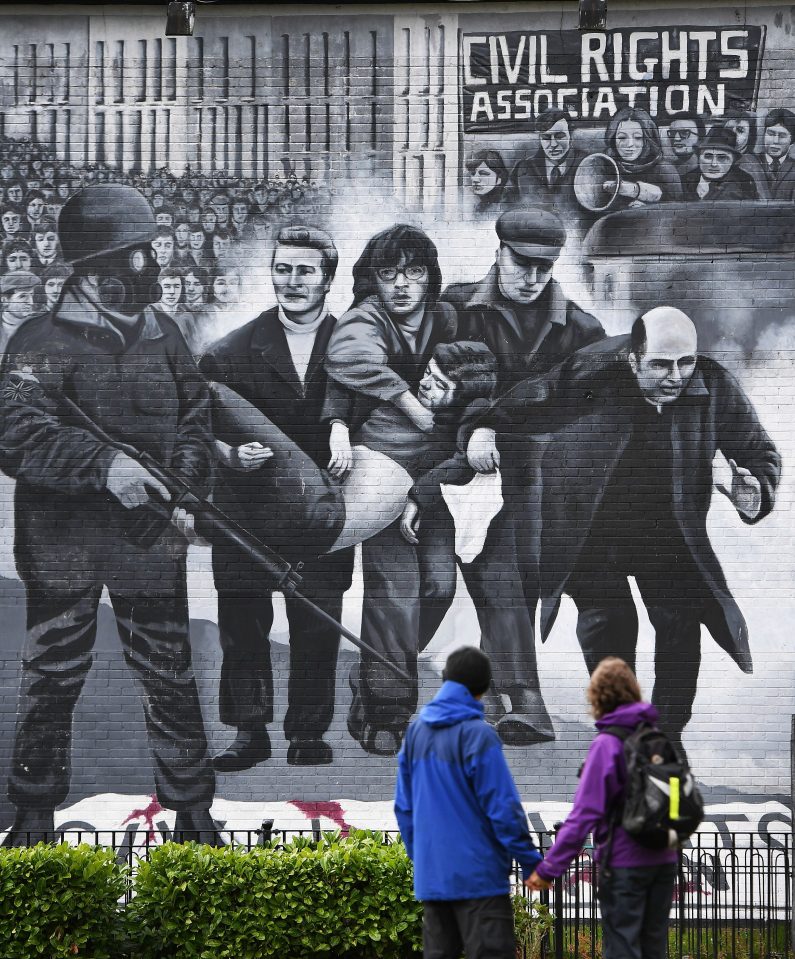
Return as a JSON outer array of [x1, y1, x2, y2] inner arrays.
[[0, 842, 127, 959], [0, 833, 551, 959], [127, 831, 423, 959]]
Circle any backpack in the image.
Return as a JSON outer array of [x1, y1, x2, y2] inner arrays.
[[602, 723, 704, 853]]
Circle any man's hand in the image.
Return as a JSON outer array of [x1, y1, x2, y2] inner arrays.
[[467, 427, 500, 473], [716, 458, 762, 519], [328, 421, 353, 479], [106, 452, 171, 509], [525, 871, 552, 892], [234, 441, 273, 471], [400, 500, 421, 545], [171, 507, 210, 547]]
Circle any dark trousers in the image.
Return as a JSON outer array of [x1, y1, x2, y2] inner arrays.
[[417, 499, 542, 693], [8, 580, 215, 811], [355, 517, 456, 728], [598, 863, 678, 959], [422, 894, 516, 959], [566, 538, 703, 736], [214, 546, 353, 739]]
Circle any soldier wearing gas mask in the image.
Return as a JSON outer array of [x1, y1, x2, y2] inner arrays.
[[0, 185, 219, 845]]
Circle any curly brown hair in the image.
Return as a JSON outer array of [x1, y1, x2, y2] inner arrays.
[[587, 657, 642, 719]]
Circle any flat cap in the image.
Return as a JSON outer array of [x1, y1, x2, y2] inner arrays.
[[1, 270, 41, 295], [496, 209, 566, 259]]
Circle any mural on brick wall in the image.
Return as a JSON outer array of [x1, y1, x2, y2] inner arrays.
[[0, 5, 792, 847]]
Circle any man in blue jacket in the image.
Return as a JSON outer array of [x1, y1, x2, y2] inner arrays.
[[394, 647, 542, 958]]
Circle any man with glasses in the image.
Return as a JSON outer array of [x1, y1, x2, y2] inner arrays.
[[430, 210, 604, 745], [509, 108, 584, 206], [324, 224, 457, 755], [761, 108, 795, 200], [667, 113, 705, 178]]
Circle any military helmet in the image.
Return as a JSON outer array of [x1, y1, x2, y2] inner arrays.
[[57, 185, 156, 265]]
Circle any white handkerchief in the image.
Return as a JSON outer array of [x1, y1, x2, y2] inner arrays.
[[440, 470, 504, 564]]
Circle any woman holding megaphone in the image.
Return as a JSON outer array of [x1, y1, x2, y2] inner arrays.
[[575, 106, 682, 213]]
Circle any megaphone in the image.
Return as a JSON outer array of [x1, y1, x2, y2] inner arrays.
[[573, 153, 622, 212]]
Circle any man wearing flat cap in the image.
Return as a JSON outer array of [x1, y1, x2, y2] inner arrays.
[[0, 270, 41, 356], [682, 126, 759, 201], [762, 108, 795, 200], [415, 210, 604, 744]]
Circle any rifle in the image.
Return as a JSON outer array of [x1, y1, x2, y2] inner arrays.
[[31, 381, 411, 684]]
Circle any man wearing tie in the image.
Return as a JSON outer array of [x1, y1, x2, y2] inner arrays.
[[508, 108, 584, 208], [201, 226, 354, 771], [762, 108, 795, 200]]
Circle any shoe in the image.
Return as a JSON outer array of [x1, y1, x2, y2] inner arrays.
[[496, 686, 555, 746], [1, 808, 56, 847], [212, 728, 271, 773], [480, 687, 507, 726], [347, 673, 408, 757], [172, 808, 226, 847], [287, 738, 333, 766]]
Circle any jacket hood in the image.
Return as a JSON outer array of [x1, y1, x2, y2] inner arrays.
[[420, 681, 485, 727], [595, 701, 658, 730]]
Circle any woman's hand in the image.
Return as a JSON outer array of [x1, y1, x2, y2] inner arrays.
[[234, 441, 274, 471], [328, 421, 353, 479], [400, 500, 421, 545]]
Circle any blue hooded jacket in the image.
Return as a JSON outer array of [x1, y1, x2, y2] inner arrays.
[[394, 681, 542, 901]]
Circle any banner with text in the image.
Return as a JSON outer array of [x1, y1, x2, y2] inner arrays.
[[461, 26, 765, 132]]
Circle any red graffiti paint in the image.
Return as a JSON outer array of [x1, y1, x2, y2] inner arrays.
[[122, 795, 164, 841], [289, 800, 352, 836]]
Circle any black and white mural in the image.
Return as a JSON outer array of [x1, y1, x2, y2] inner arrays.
[[0, 3, 792, 844]]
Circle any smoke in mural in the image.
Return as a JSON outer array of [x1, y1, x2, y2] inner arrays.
[[0, 4, 792, 843]]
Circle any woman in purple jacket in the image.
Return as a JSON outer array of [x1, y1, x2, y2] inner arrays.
[[528, 658, 678, 959]]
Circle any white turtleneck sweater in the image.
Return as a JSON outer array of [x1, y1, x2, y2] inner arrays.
[[278, 307, 327, 387]]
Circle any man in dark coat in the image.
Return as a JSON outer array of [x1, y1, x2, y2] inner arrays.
[[0, 186, 218, 844], [681, 127, 758, 201], [761, 108, 795, 201], [476, 306, 780, 752], [508, 109, 584, 209], [200, 226, 354, 769], [434, 210, 605, 745]]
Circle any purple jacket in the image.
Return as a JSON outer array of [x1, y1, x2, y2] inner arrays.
[[535, 702, 678, 880]]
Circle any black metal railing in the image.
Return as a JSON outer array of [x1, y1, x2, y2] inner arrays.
[[1, 826, 790, 959]]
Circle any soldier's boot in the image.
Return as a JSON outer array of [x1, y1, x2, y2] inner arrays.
[[172, 808, 226, 847], [496, 686, 555, 746]]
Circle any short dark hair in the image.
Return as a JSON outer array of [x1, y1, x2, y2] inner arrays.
[[32, 217, 57, 238], [535, 107, 570, 134], [764, 108, 795, 138], [2, 237, 33, 262], [442, 646, 492, 697], [629, 315, 647, 357], [158, 265, 184, 283], [153, 226, 174, 241], [465, 149, 508, 182], [213, 228, 232, 242], [432, 341, 498, 407], [183, 263, 209, 288], [273, 225, 339, 282], [351, 224, 442, 307], [670, 112, 706, 137]]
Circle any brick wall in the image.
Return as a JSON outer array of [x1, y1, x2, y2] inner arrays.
[[0, 1, 792, 836]]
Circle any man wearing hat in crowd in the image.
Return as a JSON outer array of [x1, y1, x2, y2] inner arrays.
[[681, 126, 760, 201], [761, 108, 795, 200], [508, 108, 584, 207], [0, 270, 41, 356], [417, 210, 605, 745]]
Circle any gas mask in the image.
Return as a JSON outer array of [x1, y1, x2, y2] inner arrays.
[[78, 243, 161, 318]]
